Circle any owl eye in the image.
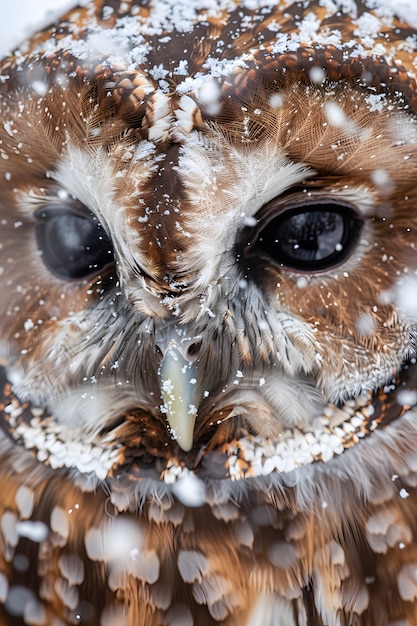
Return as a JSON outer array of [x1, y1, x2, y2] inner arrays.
[[35, 206, 115, 279], [248, 201, 363, 272]]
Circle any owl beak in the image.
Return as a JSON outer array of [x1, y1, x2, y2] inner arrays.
[[158, 339, 202, 452]]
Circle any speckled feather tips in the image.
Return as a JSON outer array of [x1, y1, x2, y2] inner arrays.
[[2, 0, 417, 624]]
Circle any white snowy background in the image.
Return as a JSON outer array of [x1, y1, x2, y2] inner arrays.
[[0, 1, 77, 58], [2, 0, 417, 60]]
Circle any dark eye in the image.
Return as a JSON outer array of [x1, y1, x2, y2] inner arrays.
[[246, 200, 363, 272], [35, 206, 114, 279]]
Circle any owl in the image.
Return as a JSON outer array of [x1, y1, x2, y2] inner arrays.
[[2, 0, 417, 624]]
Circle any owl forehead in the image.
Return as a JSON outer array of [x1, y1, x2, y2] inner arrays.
[[2, 0, 417, 113], [3, 0, 416, 62]]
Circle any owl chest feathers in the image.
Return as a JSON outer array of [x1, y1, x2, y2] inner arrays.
[[2, 0, 417, 624]]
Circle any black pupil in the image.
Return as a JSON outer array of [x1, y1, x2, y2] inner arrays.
[[35, 209, 114, 279], [279, 211, 343, 261], [253, 205, 361, 271]]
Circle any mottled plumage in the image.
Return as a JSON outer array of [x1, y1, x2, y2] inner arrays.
[[1, 0, 417, 624]]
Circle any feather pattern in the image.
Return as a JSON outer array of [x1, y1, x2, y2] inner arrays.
[[1, 0, 417, 624]]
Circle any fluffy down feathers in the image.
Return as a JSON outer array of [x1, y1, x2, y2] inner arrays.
[[1, 0, 417, 624]]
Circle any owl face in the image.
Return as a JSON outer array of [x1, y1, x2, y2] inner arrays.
[[1, 1, 417, 499], [4, 2, 417, 625]]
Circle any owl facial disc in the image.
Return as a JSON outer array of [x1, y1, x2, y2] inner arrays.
[[3, 1, 417, 624]]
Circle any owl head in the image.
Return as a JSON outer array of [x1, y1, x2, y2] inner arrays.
[[0, 0, 417, 507]]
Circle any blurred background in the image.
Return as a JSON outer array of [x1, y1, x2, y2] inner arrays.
[[1, 1, 75, 57]]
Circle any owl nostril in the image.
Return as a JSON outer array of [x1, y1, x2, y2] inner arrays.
[[186, 340, 202, 361], [155, 325, 203, 363], [155, 340, 201, 362]]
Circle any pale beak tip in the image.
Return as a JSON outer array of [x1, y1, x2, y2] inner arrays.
[[175, 436, 193, 453], [168, 413, 196, 452]]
